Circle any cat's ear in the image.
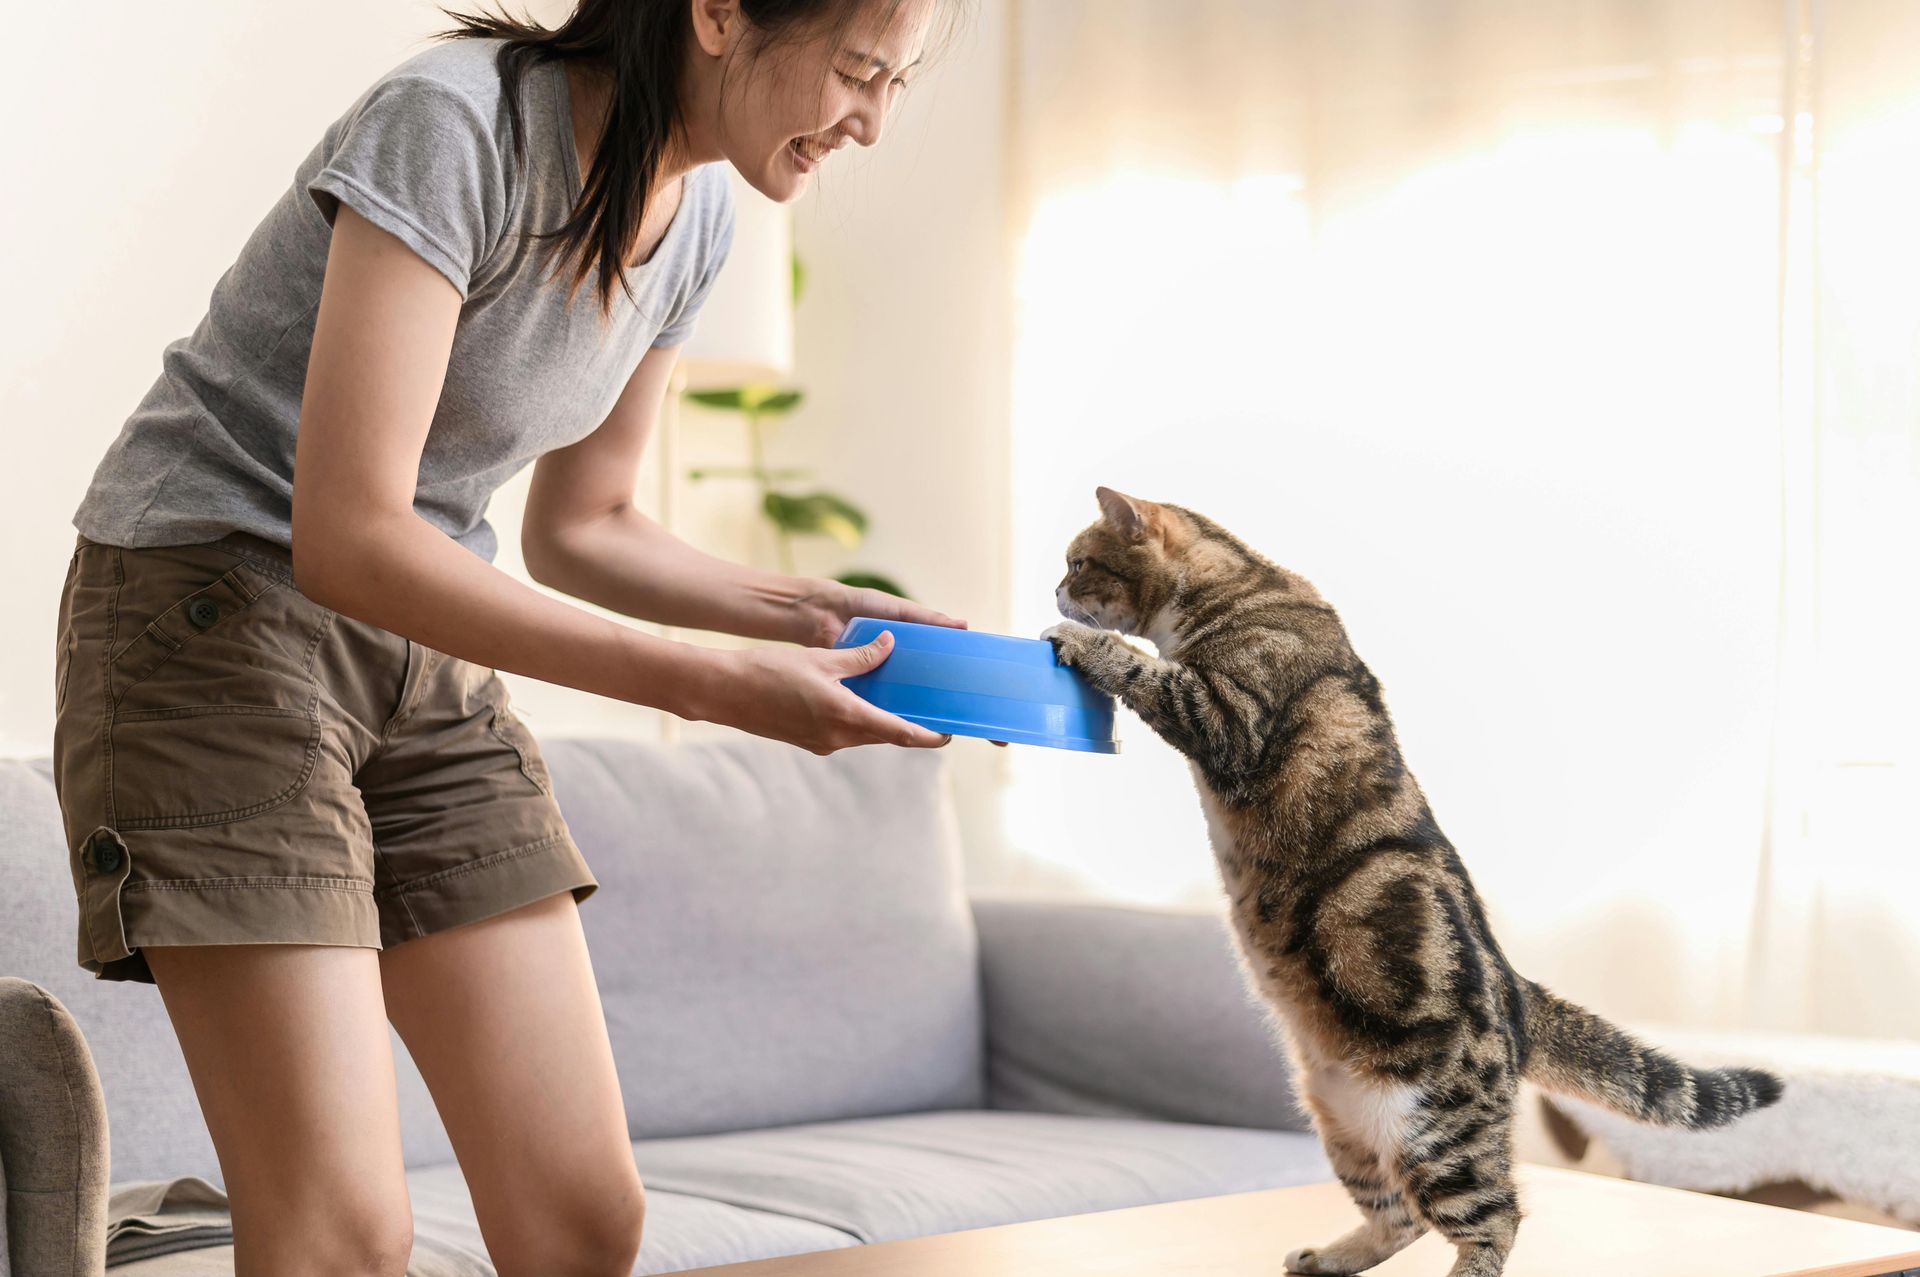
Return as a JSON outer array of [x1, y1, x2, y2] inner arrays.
[[1096, 485, 1155, 542]]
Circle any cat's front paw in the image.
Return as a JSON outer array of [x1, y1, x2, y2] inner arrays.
[[1040, 621, 1100, 667], [1284, 1247, 1351, 1276]]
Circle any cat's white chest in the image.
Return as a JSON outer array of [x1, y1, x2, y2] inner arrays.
[[1301, 1054, 1424, 1164]]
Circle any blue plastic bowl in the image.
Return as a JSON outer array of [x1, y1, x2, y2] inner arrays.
[[834, 617, 1120, 754]]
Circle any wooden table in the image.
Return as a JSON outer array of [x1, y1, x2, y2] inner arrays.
[[684, 1164, 1920, 1277]]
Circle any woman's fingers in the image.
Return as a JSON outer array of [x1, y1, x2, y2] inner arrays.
[[811, 646, 944, 748], [830, 628, 896, 674], [854, 702, 949, 748], [861, 590, 967, 631]]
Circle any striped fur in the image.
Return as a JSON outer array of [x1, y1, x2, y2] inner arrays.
[[1043, 487, 1784, 1277]]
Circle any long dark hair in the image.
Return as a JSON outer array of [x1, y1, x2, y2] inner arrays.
[[438, 0, 952, 317]]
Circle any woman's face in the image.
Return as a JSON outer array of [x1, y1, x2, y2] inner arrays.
[[711, 0, 936, 202]]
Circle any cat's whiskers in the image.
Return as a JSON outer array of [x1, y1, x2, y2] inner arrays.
[[1063, 600, 1101, 628]]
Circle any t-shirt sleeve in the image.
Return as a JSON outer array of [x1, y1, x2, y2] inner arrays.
[[307, 75, 509, 300], [652, 172, 739, 349]]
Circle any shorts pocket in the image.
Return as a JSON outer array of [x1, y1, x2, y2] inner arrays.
[[53, 544, 83, 715], [55, 621, 77, 715], [108, 559, 281, 701], [485, 688, 553, 796], [107, 551, 332, 829]]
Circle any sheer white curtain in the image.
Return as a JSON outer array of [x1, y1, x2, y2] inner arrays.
[[1002, 1, 1919, 1038]]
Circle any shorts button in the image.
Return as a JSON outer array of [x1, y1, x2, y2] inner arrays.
[[187, 598, 221, 629], [88, 832, 123, 874]]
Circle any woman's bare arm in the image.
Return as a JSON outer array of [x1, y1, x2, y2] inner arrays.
[[290, 206, 718, 713], [521, 343, 818, 644], [521, 343, 964, 647], [290, 205, 946, 753]]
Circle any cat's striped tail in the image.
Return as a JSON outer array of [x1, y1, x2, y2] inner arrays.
[[1518, 979, 1784, 1130]]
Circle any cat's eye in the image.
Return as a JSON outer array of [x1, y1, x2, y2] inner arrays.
[[1068, 558, 1085, 575]]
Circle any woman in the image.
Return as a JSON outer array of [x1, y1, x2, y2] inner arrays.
[[51, 0, 959, 1273]]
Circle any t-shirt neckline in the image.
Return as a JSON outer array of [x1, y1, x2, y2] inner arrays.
[[548, 56, 695, 275]]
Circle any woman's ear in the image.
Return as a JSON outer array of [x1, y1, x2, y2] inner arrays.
[[1095, 485, 1155, 542], [691, 0, 745, 58]]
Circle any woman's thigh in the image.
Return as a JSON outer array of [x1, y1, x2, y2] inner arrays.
[[377, 891, 644, 1276], [144, 942, 414, 1277]]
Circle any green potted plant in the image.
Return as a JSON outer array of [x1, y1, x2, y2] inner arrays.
[[682, 254, 910, 598]]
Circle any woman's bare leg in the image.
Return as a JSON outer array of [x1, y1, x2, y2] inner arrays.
[[378, 892, 645, 1277], [145, 943, 414, 1277]]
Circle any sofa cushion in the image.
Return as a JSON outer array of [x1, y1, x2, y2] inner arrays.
[[97, 1113, 1329, 1276], [542, 737, 983, 1138], [407, 1163, 858, 1276], [628, 1109, 1333, 1245], [95, 1167, 864, 1267], [974, 898, 1310, 1131]]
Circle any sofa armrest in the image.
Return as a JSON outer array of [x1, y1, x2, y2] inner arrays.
[[0, 977, 110, 1277], [971, 896, 1309, 1132]]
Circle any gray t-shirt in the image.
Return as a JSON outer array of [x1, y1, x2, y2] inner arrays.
[[74, 38, 736, 562]]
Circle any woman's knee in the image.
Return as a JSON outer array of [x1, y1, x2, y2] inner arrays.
[[330, 1213, 416, 1277], [591, 1180, 648, 1275], [494, 1173, 646, 1277]]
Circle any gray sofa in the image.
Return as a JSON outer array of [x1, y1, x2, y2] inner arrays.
[[1, 735, 1330, 1276]]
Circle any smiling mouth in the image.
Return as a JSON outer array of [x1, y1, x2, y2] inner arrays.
[[789, 135, 834, 166]]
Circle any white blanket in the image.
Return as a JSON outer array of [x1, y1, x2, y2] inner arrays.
[[1547, 1022, 1920, 1228]]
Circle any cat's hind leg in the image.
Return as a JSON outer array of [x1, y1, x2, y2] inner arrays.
[[1397, 1112, 1522, 1277], [1283, 1130, 1426, 1275]]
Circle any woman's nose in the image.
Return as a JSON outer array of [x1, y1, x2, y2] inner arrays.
[[842, 96, 888, 148]]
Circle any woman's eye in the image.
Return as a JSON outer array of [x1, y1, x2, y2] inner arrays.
[[837, 71, 866, 89]]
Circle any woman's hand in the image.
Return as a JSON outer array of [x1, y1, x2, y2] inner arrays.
[[687, 630, 954, 756], [785, 579, 1010, 748], [787, 577, 967, 649]]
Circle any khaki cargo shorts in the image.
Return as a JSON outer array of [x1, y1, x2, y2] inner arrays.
[[51, 530, 598, 984]]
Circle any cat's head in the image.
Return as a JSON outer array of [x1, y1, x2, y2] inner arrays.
[[1056, 486, 1323, 649]]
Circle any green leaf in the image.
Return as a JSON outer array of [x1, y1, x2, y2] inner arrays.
[[685, 384, 802, 415], [835, 571, 910, 599], [791, 251, 807, 305], [754, 390, 804, 416], [733, 384, 779, 413], [762, 491, 868, 547]]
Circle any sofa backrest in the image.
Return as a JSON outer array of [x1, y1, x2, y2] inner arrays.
[[545, 736, 984, 1138], [0, 735, 982, 1184]]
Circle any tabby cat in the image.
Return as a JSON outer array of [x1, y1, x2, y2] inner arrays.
[[1042, 486, 1784, 1277]]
